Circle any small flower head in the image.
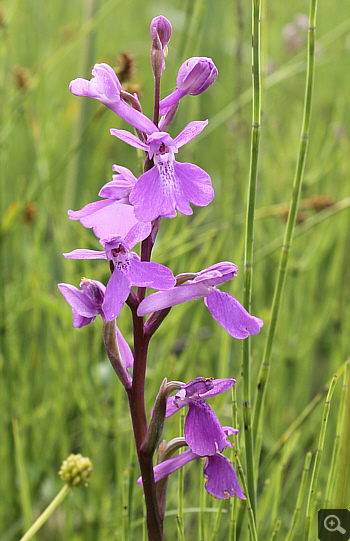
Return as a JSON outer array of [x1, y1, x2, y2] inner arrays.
[[59, 453, 93, 488], [159, 57, 218, 115], [58, 278, 106, 328]]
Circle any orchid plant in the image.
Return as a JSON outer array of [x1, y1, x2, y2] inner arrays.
[[59, 16, 263, 541]]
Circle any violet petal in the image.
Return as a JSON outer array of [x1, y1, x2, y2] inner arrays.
[[205, 290, 264, 339], [137, 282, 209, 317], [173, 161, 214, 210], [102, 268, 131, 321], [63, 248, 107, 260], [110, 128, 149, 151], [128, 259, 175, 290], [137, 449, 199, 486], [203, 454, 246, 500], [184, 401, 229, 456], [200, 379, 236, 399], [173, 120, 209, 148]]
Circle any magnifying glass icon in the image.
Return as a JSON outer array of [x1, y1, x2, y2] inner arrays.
[[324, 514, 346, 534]]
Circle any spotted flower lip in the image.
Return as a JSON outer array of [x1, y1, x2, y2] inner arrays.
[[165, 377, 237, 456], [63, 235, 176, 321], [159, 57, 218, 116], [138, 262, 264, 339], [69, 63, 157, 134], [137, 449, 245, 500], [110, 120, 214, 222], [67, 165, 151, 242]]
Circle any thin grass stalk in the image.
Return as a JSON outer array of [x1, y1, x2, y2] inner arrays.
[[12, 417, 33, 536], [285, 452, 312, 541], [333, 359, 350, 508], [235, 455, 258, 541], [176, 411, 185, 541], [123, 467, 130, 541], [268, 518, 281, 541], [253, 0, 319, 449], [323, 360, 349, 508], [241, 0, 261, 520], [304, 376, 337, 541], [18, 485, 69, 541], [210, 500, 225, 541]]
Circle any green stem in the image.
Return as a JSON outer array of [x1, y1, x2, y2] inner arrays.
[[19, 485, 69, 541], [176, 411, 185, 541], [235, 455, 258, 541], [253, 0, 319, 453], [242, 0, 261, 520], [304, 376, 337, 541], [285, 452, 312, 541]]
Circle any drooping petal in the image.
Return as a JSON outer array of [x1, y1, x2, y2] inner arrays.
[[129, 164, 177, 222], [137, 282, 209, 317], [58, 283, 101, 318], [63, 249, 107, 260], [205, 290, 264, 339], [173, 120, 208, 148], [184, 401, 229, 456], [110, 128, 149, 151], [203, 454, 246, 500], [137, 449, 199, 485], [199, 379, 236, 399], [128, 258, 175, 290], [92, 63, 121, 99], [192, 262, 238, 287], [116, 326, 134, 368], [102, 268, 131, 321], [173, 161, 214, 211]]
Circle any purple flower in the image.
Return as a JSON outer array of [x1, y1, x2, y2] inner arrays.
[[110, 121, 214, 221], [138, 262, 264, 339], [165, 377, 237, 456], [63, 235, 176, 321], [69, 63, 157, 134], [68, 165, 151, 242], [159, 57, 218, 116], [138, 450, 245, 500], [58, 278, 133, 367]]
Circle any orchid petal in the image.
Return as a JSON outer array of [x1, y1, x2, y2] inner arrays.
[[173, 161, 214, 210], [137, 450, 199, 486], [124, 221, 152, 249], [173, 120, 209, 148], [184, 401, 229, 456], [58, 283, 100, 318], [204, 454, 246, 500], [110, 128, 149, 151], [63, 249, 106, 260], [128, 259, 175, 290], [205, 290, 264, 339], [200, 379, 236, 399], [102, 268, 130, 321], [137, 281, 209, 317]]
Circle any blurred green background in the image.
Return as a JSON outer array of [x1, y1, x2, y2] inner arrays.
[[1, 0, 349, 539]]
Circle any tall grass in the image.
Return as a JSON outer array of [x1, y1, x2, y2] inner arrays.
[[1, 0, 349, 539]]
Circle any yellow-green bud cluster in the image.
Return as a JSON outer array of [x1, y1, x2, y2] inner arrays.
[[59, 454, 93, 488]]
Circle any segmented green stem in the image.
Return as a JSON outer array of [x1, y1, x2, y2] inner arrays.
[[285, 452, 312, 541], [235, 455, 258, 541], [19, 485, 69, 541], [242, 0, 261, 519], [253, 0, 319, 450], [268, 518, 281, 541], [333, 359, 350, 508], [304, 376, 337, 541]]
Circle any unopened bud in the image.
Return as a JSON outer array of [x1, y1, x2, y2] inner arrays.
[[150, 16, 172, 47], [159, 57, 218, 116], [59, 454, 93, 488]]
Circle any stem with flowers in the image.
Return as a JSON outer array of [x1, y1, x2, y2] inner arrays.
[[59, 15, 264, 541]]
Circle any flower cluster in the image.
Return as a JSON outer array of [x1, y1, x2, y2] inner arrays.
[[60, 15, 263, 513]]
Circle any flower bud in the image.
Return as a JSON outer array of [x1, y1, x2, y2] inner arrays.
[[59, 454, 93, 488], [150, 16, 172, 47], [159, 57, 218, 116]]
